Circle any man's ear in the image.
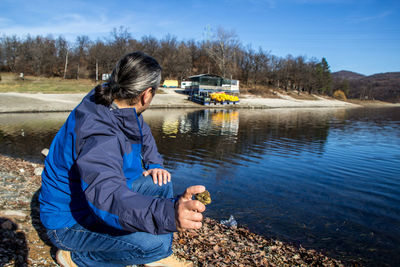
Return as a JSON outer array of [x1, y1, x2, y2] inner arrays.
[[141, 87, 153, 105]]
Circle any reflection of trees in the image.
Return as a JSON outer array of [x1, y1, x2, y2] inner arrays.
[[150, 109, 336, 170], [0, 129, 58, 163], [5, 107, 387, 166], [0, 113, 68, 162]]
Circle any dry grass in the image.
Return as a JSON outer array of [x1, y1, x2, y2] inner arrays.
[[285, 90, 319, 100], [241, 85, 281, 99], [0, 73, 179, 95], [345, 99, 396, 106], [242, 85, 321, 100], [0, 72, 97, 93]]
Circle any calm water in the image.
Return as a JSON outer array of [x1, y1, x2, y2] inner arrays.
[[1, 107, 399, 266]]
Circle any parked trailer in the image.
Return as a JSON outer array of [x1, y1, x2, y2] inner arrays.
[[181, 81, 192, 89], [162, 80, 179, 88]]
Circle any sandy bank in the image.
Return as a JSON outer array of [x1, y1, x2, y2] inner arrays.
[[0, 90, 364, 113]]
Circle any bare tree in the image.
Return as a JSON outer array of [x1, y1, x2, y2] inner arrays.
[[110, 27, 131, 60], [159, 34, 179, 79], [175, 42, 192, 80], [55, 36, 69, 78], [205, 27, 240, 77], [140, 35, 159, 58], [2, 35, 19, 72], [74, 35, 91, 79], [88, 40, 113, 79]]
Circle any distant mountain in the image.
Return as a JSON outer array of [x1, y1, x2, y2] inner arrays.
[[332, 71, 400, 103], [365, 72, 400, 81], [332, 70, 366, 81]]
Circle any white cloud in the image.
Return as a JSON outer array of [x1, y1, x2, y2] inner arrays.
[[0, 16, 12, 27], [0, 11, 144, 41], [346, 10, 393, 23]]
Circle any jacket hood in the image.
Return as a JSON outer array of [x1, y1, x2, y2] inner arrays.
[[79, 90, 143, 142], [111, 107, 143, 142]]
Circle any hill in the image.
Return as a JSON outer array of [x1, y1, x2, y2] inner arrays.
[[332, 71, 400, 103], [332, 70, 365, 80]]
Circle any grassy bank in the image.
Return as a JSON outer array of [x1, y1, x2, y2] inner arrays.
[[0, 73, 96, 93]]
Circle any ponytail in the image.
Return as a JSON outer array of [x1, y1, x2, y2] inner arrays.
[[94, 83, 114, 106], [94, 51, 162, 106]]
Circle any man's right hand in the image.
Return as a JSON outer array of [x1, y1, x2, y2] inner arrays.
[[175, 185, 206, 231]]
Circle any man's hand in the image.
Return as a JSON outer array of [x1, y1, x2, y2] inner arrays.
[[175, 185, 206, 231], [143, 168, 171, 186]]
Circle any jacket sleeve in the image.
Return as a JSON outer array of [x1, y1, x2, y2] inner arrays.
[[141, 120, 164, 170], [76, 134, 177, 234]]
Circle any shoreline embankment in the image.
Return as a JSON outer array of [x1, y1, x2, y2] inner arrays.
[[2, 90, 398, 114]]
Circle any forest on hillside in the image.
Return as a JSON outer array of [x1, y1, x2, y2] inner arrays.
[[332, 71, 400, 103], [1, 27, 398, 102]]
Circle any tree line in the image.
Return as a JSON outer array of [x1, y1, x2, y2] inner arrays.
[[0, 27, 335, 95]]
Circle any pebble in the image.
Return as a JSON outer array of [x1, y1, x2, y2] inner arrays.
[[0, 210, 27, 217], [34, 167, 43, 176], [41, 148, 49, 157]]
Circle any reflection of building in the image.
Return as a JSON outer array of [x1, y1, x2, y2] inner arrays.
[[160, 110, 239, 138], [162, 120, 179, 136], [210, 110, 239, 136], [183, 74, 239, 95], [159, 112, 183, 137]]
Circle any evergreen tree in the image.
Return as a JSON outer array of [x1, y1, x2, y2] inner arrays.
[[316, 57, 332, 94]]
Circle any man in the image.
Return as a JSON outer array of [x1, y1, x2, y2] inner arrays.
[[39, 52, 205, 266]]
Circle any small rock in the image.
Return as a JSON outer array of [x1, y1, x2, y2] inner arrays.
[[0, 210, 27, 217], [19, 168, 25, 173], [41, 148, 49, 157], [34, 167, 44, 176]]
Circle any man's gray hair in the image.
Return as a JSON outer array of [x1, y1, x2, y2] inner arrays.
[[95, 51, 162, 106]]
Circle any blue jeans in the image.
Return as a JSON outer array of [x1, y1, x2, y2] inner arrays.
[[46, 175, 174, 266]]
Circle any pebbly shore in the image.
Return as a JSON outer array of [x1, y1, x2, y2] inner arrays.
[[0, 154, 352, 266]]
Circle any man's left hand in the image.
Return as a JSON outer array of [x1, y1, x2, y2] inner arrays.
[[143, 168, 171, 186]]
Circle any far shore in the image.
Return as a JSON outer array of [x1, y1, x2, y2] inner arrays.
[[0, 89, 399, 113]]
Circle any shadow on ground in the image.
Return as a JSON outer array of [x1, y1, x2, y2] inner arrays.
[[30, 189, 58, 262], [0, 217, 28, 266]]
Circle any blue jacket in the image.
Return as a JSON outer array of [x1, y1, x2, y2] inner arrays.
[[39, 89, 177, 234]]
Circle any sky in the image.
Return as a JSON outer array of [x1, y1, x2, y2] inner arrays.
[[0, 0, 399, 75]]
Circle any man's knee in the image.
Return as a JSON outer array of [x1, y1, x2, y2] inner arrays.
[[133, 232, 172, 258]]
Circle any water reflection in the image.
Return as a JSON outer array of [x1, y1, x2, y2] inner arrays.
[[145, 108, 400, 266], [1, 107, 400, 266], [144, 108, 340, 172], [0, 113, 68, 162]]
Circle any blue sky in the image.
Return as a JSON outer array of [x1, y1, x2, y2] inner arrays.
[[0, 0, 399, 75]]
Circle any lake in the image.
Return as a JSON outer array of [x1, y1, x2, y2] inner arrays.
[[1, 107, 399, 266]]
